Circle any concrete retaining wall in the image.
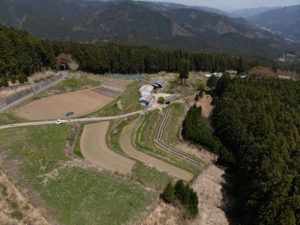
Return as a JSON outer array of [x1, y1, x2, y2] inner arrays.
[[0, 71, 69, 113]]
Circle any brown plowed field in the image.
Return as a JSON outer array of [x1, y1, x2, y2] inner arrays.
[[14, 89, 114, 120], [120, 118, 193, 181], [81, 122, 135, 174]]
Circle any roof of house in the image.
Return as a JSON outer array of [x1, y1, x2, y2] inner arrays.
[[151, 78, 166, 86], [139, 94, 153, 103], [139, 85, 154, 93]]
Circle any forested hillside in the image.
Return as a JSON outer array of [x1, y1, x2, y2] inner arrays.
[[183, 76, 300, 224], [52, 41, 251, 75], [0, 0, 293, 58], [0, 24, 56, 76], [248, 5, 300, 42], [212, 77, 300, 224]]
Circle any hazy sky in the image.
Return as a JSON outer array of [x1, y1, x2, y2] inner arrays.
[[141, 0, 300, 11]]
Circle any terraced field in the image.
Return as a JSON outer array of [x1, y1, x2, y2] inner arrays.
[[120, 118, 193, 181], [81, 122, 135, 174], [155, 109, 203, 166]]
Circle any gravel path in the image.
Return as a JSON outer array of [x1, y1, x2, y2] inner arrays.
[[120, 118, 193, 181]]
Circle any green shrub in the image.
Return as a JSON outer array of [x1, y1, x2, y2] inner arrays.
[[11, 75, 16, 84], [158, 96, 165, 104]]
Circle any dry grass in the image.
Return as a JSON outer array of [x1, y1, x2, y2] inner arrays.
[[0, 169, 51, 225]]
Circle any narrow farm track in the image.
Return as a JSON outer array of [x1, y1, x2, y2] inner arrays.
[[155, 109, 203, 166], [120, 118, 193, 181], [81, 122, 135, 174]]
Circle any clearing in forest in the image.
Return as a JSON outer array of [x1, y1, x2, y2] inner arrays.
[[81, 122, 135, 174], [120, 118, 193, 181]]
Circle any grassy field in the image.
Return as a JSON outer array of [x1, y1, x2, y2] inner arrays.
[[33, 73, 101, 100], [0, 112, 26, 125], [73, 125, 84, 158], [107, 119, 172, 191], [163, 103, 184, 147], [0, 125, 157, 225], [136, 110, 201, 176], [90, 81, 144, 117]]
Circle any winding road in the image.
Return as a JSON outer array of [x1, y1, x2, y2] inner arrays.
[[0, 107, 161, 130]]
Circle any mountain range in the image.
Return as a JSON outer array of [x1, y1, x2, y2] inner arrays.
[[247, 5, 300, 42], [0, 0, 298, 58]]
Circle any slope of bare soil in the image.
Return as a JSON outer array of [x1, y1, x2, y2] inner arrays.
[[0, 169, 51, 225], [120, 118, 193, 181], [81, 122, 135, 174]]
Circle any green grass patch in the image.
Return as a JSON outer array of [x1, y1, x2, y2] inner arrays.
[[0, 112, 26, 125], [90, 81, 143, 117], [0, 125, 157, 225], [136, 111, 200, 176], [131, 162, 172, 191], [107, 120, 128, 155], [33, 73, 101, 100], [164, 103, 184, 147], [73, 125, 84, 159], [107, 118, 173, 191]]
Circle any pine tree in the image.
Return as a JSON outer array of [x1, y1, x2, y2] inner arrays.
[[183, 184, 191, 206], [207, 75, 218, 89], [162, 182, 175, 203], [178, 58, 190, 85], [174, 180, 186, 202], [188, 190, 199, 217]]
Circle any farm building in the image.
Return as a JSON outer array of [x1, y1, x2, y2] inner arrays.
[[225, 70, 238, 75], [151, 78, 166, 89], [139, 85, 154, 106], [213, 72, 223, 78], [165, 94, 179, 104]]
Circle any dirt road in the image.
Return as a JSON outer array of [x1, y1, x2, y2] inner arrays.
[[81, 122, 135, 174], [120, 118, 193, 181]]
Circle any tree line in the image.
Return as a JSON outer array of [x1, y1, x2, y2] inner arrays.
[[51, 40, 259, 75], [183, 75, 300, 224], [0, 25, 56, 81], [0, 23, 292, 86], [161, 180, 199, 217]]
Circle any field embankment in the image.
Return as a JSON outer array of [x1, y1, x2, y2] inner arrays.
[[120, 118, 193, 181]]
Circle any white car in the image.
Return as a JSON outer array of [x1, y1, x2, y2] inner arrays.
[[56, 119, 65, 125]]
